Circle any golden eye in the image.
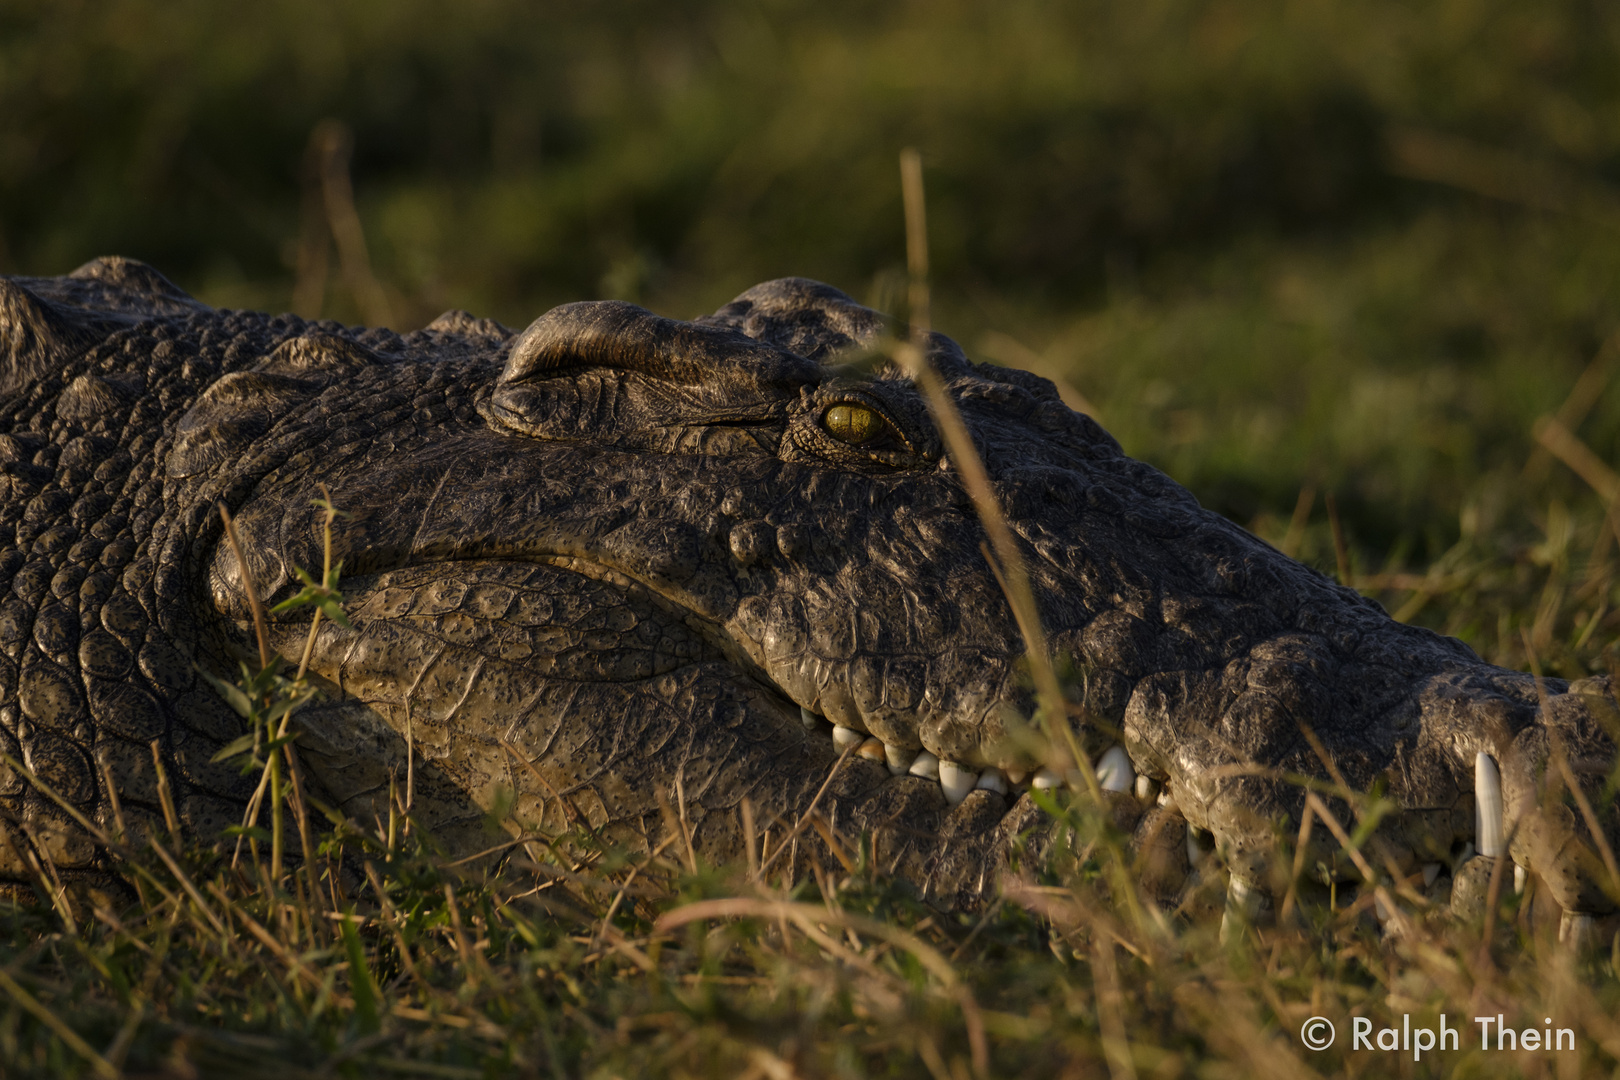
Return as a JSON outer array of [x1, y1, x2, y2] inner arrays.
[[823, 403, 884, 446]]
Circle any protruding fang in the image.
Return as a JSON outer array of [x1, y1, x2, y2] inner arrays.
[[1422, 863, 1442, 888], [908, 751, 940, 781], [1005, 767, 1028, 785], [800, 707, 821, 731], [1453, 841, 1475, 872], [1187, 825, 1206, 866], [1559, 911, 1595, 948], [1031, 766, 1063, 790], [1135, 775, 1158, 802], [1373, 893, 1394, 923], [1095, 745, 1133, 793], [1513, 864, 1527, 895], [856, 737, 886, 764], [884, 744, 916, 776], [832, 726, 865, 750], [1220, 876, 1261, 943], [939, 761, 977, 806], [975, 769, 1008, 795], [1156, 789, 1174, 808], [1475, 752, 1504, 858]]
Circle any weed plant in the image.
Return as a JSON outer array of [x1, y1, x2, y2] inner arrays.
[[4, 159, 1620, 1080], [1, 527, 1618, 1078]]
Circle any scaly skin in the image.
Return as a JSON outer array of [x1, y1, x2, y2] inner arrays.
[[1, 257, 1616, 920]]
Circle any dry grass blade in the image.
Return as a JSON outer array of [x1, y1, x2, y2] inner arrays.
[[1535, 414, 1620, 503], [656, 896, 989, 1076], [1325, 490, 1352, 586], [0, 966, 119, 1078], [146, 837, 228, 938], [757, 743, 856, 875], [1091, 934, 1139, 1080], [218, 502, 274, 671], [897, 149, 1094, 797], [312, 118, 395, 328]]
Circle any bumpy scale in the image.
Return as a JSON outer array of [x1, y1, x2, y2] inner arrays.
[[0, 258, 1617, 923]]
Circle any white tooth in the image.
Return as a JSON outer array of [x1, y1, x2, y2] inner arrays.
[[1559, 911, 1594, 947], [975, 769, 1008, 795], [1187, 825, 1207, 866], [908, 751, 940, 780], [1453, 841, 1475, 871], [1422, 862, 1442, 888], [884, 744, 916, 776], [1220, 876, 1261, 943], [1095, 745, 1133, 793], [1005, 767, 1028, 785], [939, 761, 977, 806], [1031, 766, 1063, 790], [832, 726, 865, 750], [1475, 752, 1504, 858], [800, 706, 821, 731], [856, 737, 887, 764], [1135, 775, 1158, 802], [1374, 893, 1394, 923], [1514, 864, 1528, 895], [1156, 789, 1174, 808]]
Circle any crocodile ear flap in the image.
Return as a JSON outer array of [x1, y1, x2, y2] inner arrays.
[[0, 280, 120, 396], [500, 300, 818, 390]]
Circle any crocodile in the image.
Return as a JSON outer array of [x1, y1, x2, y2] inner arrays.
[[1, 256, 1617, 932]]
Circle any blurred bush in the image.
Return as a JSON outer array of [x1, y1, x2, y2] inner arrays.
[[4, 0, 1620, 568]]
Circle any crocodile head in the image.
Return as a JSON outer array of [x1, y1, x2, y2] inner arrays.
[[2, 263, 1617, 923]]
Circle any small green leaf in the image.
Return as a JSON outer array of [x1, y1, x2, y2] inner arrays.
[[316, 596, 352, 628], [209, 733, 260, 764], [199, 670, 254, 719], [270, 585, 321, 614]]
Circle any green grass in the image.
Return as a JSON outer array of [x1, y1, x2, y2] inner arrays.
[[7, 1, 1620, 1074], [5, 235, 1620, 1078], [2, 655, 1619, 1078]]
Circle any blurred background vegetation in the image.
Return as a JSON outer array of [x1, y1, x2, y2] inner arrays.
[[5, 0, 1620, 667]]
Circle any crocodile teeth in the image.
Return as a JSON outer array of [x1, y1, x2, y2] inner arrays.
[[1220, 876, 1261, 943], [975, 769, 1009, 795], [800, 706, 821, 731], [1186, 825, 1206, 866], [1559, 911, 1595, 947], [1095, 745, 1133, 793], [1475, 752, 1504, 858], [832, 725, 865, 751], [1422, 862, 1442, 888], [884, 744, 916, 775], [856, 737, 886, 764], [1005, 767, 1028, 785], [1513, 864, 1528, 895], [908, 751, 940, 781], [1134, 775, 1159, 802], [939, 761, 977, 806], [1031, 766, 1063, 790]]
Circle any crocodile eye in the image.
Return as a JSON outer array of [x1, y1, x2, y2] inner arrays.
[[823, 403, 884, 446]]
